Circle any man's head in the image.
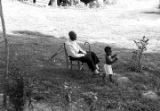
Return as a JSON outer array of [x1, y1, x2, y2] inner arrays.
[[68, 31, 77, 41]]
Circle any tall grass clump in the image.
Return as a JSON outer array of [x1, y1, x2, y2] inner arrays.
[[6, 65, 34, 111], [7, 67, 24, 111]]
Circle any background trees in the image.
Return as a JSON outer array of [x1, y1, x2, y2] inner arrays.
[[33, 0, 36, 3]]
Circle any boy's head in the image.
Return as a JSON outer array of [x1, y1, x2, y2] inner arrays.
[[104, 46, 112, 55], [68, 31, 77, 41]]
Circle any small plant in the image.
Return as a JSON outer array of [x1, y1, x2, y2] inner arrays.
[[63, 82, 99, 111], [63, 82, 74, 111], [64, 82, 72, 103], [131, 36, 149, 72], [82, 92, 98, 111]]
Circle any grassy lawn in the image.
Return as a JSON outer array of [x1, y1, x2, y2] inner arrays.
[[0, 31, 160, 110]]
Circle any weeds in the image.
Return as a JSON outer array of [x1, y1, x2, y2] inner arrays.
[[6, 66, 38, 111], [62, 81, 98, 111], [131, 36, 149, 72], [82, 92, 98, 111], [7, 67, 24, 111]]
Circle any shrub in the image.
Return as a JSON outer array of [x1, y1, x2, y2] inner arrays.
[[131, 36, 149, 72]]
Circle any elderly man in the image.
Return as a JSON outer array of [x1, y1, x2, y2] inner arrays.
[[65, 31, 100, 75]]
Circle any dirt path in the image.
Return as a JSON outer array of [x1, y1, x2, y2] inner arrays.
[[1, 0, 160, 52]]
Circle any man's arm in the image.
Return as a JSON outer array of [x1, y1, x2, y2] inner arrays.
[[76, 42, 87, 54], [66, 43, 85, 57]]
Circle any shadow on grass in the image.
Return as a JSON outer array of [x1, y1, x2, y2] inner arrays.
[[143, 10, 160, 15], [13, 30, 55, 38], [1, 30, 160, 79], [12, 30, 67, 43], [0, 30, 160, 78]]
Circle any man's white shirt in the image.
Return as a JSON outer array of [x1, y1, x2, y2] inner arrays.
[[65, 40, 86, 58]]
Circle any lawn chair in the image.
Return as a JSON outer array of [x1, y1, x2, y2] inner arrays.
[[64, 43, 84, 70], [49, 42, 90, 71]]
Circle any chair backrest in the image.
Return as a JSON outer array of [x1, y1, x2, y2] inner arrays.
[[64, 43, 68, 57], [64, 43, 76, 60], [64, 43, 82, 70]]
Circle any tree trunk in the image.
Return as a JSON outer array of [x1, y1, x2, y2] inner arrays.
[[48, 0, 54, 6], [0, 0, 9, 110], [70, 0, 73, 6], [33, 0, 36, 3], [48, 0, 56, 6]]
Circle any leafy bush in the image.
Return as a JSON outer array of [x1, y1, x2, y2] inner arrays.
[[131, 36, 149, 72]]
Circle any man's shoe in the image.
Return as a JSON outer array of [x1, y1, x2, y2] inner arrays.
[[94, 69, 100, 75], [96, 64, 100, 71]]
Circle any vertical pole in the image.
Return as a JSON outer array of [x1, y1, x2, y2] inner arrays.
[[0, 0, 9, 109]]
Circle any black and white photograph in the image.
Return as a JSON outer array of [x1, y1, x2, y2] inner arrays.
[[0, 0, 160, 110]]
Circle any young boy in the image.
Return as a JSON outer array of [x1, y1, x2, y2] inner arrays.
[[104, 46, 118, 82]]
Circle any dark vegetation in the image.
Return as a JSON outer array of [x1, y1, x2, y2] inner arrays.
[[18, 0, 99, 7], [33, 0, 36, 3], [0, 31, 160, 110]]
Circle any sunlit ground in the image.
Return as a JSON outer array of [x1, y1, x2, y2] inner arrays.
[[1, 0, 160, 52]]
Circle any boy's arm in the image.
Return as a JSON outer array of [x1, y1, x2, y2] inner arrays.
[[111, 54, 117, 58], [106, 56, 118, 65]]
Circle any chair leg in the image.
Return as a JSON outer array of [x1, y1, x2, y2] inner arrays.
[[80, 63, 84, 71], [70, 60, 73, 70], [78, 61, 80, 70], [66, 58, 69, 69]]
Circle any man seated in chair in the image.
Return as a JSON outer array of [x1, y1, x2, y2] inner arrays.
[[65, 31, 100, 75]]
